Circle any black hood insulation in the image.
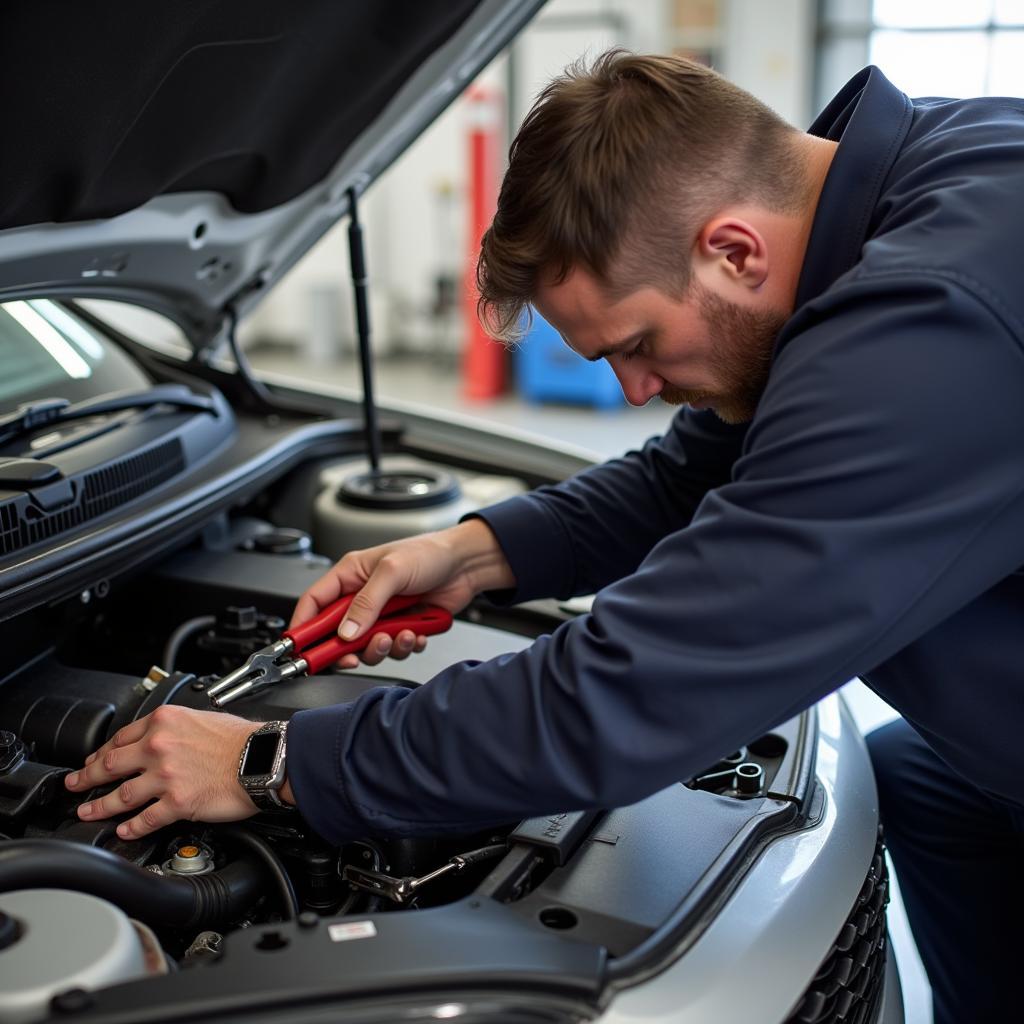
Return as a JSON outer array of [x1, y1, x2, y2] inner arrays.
[[0, 0, 482, 230]]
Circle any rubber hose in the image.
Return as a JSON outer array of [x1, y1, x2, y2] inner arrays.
[[215, 825, 299, 920], [161, 615, 216, 673], [0, 839, 262, 931]]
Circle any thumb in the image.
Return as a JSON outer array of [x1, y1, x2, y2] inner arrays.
[[337, 567, 404, 640]]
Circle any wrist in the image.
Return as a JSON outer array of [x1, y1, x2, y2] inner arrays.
[[449, 518, 515, 593]]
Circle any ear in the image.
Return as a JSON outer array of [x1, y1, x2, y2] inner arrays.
[[694, 217, 769, 291]]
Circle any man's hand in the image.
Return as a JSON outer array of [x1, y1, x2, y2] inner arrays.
[[64, 706, 274, 840], [290, 519, 515, 669]]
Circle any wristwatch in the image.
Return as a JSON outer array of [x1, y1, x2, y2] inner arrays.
[[237, 721, 289, 811]]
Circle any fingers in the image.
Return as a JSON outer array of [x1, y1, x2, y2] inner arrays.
[[382, 629, 426, 661], [355, 630, 393, 666], [115, 800, 185, 841], [70, 745, 174, 840], [351, 630, 428, 667], [336, 558, 407, 641], [289, 592, 323, 630], [290, 569, 347, 629], [77, 786, 185, 841], [75, 771, 161, 822], [66, 727, 150, 792]]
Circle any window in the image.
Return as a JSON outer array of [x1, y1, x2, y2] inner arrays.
[[817, 0, 1024, 109]]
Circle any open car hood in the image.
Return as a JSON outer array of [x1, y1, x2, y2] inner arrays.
[[0, 0, 543, 350]]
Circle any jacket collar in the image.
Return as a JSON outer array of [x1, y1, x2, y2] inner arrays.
[[794, 66, 913, 308]]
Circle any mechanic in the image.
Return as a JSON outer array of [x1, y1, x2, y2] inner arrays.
[[66, 52, 1024, 1022]]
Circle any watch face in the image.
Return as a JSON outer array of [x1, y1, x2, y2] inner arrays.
[[243, 731, 280, 777]]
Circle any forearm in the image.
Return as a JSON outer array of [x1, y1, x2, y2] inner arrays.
[[474, 409, 747, 602]]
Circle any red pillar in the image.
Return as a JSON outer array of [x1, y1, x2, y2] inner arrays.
[[462, 84, 505, 400]]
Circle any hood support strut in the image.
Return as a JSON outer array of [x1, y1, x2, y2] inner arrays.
[[347, 187, 382, 477]]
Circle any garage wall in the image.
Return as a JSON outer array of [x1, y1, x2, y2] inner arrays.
[[721, 0, 816, 125], [241, 0, 816, 362]]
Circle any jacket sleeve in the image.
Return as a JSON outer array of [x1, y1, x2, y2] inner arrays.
[[287, 272, 1024, 843], [470, 408, 749, 602]]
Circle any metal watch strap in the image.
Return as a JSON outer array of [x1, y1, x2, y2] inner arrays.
[[247, 786, 285, 812]]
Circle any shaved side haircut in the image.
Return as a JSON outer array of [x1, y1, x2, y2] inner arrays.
[[477, 49, 810, 341]]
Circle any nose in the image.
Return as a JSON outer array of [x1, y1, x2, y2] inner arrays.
[[608, 359, 662, 407]]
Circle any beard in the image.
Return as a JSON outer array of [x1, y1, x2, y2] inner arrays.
[[659, 283, 788, 424]]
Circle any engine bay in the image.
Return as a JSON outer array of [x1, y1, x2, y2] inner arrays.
[[0, 469, 816, 1023]]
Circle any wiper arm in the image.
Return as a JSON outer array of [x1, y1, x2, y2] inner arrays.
[[0, 385, 217, 447]]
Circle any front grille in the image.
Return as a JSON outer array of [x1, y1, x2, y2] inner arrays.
[[784, 830, 890, 1024]]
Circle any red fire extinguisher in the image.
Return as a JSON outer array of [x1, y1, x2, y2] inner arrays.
[[462, 84, 505, 400]]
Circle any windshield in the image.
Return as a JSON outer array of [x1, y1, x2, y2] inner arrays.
[[0, 300, 150, 411]]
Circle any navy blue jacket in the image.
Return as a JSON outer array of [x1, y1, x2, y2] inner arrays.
[[289, 68, 1024, 841]]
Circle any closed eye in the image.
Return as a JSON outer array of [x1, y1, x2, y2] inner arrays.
[[618, 337, 646, 362]]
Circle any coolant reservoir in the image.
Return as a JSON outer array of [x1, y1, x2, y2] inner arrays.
[[0, 889, 156, 1023], [313, 457, 525, 556]]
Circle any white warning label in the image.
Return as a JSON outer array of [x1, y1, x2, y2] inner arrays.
[[328, 920, 378, 942]]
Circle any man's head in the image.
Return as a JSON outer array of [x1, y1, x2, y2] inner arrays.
[[477, 50, 832, 422]]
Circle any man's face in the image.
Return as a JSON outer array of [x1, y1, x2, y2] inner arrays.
[[533, 266, 789, 424]]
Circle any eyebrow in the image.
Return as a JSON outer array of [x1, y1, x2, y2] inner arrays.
[[583, 330, 646, 363]]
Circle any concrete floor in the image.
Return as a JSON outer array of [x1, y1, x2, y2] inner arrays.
[[252, 348, 676, 456], [252, 348, 932, 1022]]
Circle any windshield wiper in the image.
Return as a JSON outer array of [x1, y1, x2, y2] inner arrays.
[[0, 385, 217, 448]]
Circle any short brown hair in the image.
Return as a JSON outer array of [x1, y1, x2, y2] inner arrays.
[[477, 49, 809, 341]]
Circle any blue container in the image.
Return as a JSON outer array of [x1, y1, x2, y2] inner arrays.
[[515, 310, 624, 409]]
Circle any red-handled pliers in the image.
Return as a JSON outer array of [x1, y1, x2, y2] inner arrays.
[[206, 594, 453, 707]]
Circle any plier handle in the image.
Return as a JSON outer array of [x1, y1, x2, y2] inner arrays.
[[206, 593, 453, 707]]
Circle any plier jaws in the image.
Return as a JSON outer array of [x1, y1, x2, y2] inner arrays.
[[206, 593, 453, 708]]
